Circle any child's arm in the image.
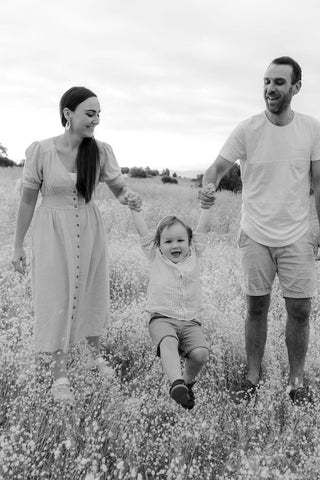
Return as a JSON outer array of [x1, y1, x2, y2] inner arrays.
[[195, 207, 213, 233], [195, 183, 215, 233], [130, 209, 149, 237], [125, 191, 149, 237]]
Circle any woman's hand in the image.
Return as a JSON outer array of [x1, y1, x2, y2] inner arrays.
[[12, 246, 27, 274], [198, 183, 216, 209], [124, 191, 142, 212], [111, 184, 142, 211]]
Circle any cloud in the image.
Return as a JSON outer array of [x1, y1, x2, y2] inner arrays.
[[1, 0, 320, 167]]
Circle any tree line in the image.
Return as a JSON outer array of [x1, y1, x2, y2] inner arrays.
[[123, 166, 178, 184], [0, 141, 242, 192], [123, 164, 242, 191], [0, 143, 18, 167], [192, 164, 242, 192]]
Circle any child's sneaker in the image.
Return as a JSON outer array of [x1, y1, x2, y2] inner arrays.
[[169, 379, 192, 408], [51, 377, 74, 404], [186, 381, 196, 410]]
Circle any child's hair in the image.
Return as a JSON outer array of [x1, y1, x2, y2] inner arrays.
[[154, 216, 193, 247]]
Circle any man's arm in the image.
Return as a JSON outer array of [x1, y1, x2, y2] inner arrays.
[[202, 154, 234, 188], [199, 155, 234, 208], [311, 160, 320, 257]]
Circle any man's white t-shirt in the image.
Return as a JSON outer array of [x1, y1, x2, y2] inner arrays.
[[219, 111, 320, 247]]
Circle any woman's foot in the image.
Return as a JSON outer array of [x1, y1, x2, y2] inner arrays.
[[51, 377, 74, 404]]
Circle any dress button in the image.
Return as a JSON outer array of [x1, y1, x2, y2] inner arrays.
[[73, 197, 76, 200], [77, 266, 80, 269], [77, 245, 80, 248], [75, 286, 78, 289], [77, 224, 80, 227], [77, 235, 80, 238], [76, 275, 79, 278], [74, 205, 77, 208], [76, 214, 79, 218]]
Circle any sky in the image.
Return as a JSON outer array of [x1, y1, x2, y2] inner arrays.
[[2, 0, 320, 173]]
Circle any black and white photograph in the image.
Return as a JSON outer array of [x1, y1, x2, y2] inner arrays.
[[1, 1, 320, 479]]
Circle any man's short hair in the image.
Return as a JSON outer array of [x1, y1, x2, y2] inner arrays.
[[270, 56, 302, 85]]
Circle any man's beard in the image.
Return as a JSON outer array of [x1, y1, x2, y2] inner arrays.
[[265, 89, 293, 115]]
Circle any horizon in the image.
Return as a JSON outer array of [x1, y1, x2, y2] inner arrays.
[[2, 158, 205, 179], [2, 0, 320, 171]]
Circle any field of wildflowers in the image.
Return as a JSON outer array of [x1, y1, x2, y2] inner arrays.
[[2, 168, 320, 479]]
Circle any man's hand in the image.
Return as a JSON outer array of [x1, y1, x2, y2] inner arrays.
[[198, 183, 216, 209]]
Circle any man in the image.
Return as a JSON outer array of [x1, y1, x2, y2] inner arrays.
[[200, 56, 320, 404]]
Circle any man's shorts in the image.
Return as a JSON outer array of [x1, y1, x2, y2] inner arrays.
[[238, 229, 316, 298], [149, 315, 209, 358]]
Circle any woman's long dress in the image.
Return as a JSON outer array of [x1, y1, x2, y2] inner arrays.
[[23, 138, 125, 352]]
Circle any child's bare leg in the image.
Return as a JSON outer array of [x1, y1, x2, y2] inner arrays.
[[159, 336, 182, 383], [52, 350, 68, 380], [183, 347, 209, 384]]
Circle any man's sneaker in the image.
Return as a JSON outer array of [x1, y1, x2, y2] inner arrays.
[[185, 381, 196, 410], [289, 386, 313, 406], [231, 378, 257, 404], [169, 379, 192, 408]]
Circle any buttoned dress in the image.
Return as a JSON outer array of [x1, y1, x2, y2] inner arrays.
[[22, 137, 125, 353]]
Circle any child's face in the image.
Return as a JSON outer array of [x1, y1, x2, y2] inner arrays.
[[159, 223, 190, 263]]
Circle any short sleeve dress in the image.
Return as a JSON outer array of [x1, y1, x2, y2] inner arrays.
[[23, 137, 125, 353]]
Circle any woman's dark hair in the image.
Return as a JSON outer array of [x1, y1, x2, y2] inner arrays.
[[59, 86, 99, 203], [154, 216, 193, 247], [270, 56, 302, 85]]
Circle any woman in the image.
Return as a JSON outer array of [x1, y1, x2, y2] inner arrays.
[[12, 86, 141, 403]]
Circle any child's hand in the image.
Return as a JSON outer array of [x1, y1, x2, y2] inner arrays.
[[198, 183, 215, 209], [124, 191, 142, 212]]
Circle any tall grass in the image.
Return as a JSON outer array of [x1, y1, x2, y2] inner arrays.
[[1, 168, 320, 479]]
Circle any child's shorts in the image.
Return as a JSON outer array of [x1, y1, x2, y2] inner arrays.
[[149, 314, 209, 358]]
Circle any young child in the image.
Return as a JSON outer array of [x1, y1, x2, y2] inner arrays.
[[129, 186, 215, 409]]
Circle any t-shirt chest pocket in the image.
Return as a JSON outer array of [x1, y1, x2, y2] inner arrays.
[[290, 145, 310, 171]]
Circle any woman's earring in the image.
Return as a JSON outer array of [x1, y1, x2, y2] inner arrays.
[[65, 119, 71, 131]]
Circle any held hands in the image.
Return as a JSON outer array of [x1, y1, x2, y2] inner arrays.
[[12, 247, 27, 274], [198, 183, 216, 209], [124, 191, 142, 212]]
